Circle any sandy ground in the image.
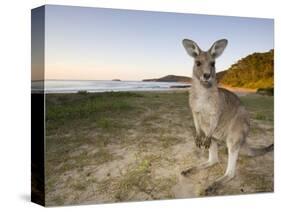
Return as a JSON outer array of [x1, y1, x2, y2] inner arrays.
[[45, 91, 273, 206], [219, 84, 257, 96]]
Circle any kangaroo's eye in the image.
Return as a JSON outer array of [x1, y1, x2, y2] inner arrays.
[[210, 61, 215, 67], [196, 61, 201, 66]]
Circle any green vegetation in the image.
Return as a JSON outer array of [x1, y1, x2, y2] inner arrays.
[[240, 94, 274, 122], [256, 87, 274, 96], [220, 49, 274, 89], [46, 92, 142, 133], [77, 90, 89, 94]]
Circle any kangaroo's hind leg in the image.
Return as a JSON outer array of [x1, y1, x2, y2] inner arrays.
[[204, 135, 243, 194], [181, 141, 219, 176]]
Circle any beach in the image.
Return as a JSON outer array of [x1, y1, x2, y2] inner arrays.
[[32, 80, 190, 93], [45, 90, 273, 206]]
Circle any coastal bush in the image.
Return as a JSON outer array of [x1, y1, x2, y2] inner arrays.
[[220, 50, 274, 89], [256, 87, 274, 96]]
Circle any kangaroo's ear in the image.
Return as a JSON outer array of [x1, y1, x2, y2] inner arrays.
[[209, 39, 228, 58], [182, 39, 201, 58]]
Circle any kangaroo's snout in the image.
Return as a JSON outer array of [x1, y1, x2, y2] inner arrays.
[[203, 73, 211, 80]]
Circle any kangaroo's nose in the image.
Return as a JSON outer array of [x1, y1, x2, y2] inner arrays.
[[203, 73, 211, 80]]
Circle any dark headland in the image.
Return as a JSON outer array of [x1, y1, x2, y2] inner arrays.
[[142, 75, 192, 83]]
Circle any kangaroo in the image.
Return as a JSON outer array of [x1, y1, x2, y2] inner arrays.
[[181, 39, 274, 194]]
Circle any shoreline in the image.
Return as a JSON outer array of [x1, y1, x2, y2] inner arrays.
[[42, 86, 257, 95]]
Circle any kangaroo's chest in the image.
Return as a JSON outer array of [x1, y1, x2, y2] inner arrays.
[[190, 91, 218, 115], [189, 88, 221, 133]]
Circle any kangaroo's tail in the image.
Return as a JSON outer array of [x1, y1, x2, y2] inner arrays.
[[240, 142, 274, 157]]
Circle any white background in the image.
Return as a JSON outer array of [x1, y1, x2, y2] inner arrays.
[[0, 0, 280, 211]]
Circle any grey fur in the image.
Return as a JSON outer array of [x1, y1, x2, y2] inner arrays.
[[181, 39, 274, 193]]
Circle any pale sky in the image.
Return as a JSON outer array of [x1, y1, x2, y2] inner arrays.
[[35, 5, 274, 80]]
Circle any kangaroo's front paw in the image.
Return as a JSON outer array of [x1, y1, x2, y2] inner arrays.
[[195, 134, 203, 148], [203, 136, 212, 149]]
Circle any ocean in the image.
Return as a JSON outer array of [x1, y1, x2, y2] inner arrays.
[[31, 80, 190, 93]]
